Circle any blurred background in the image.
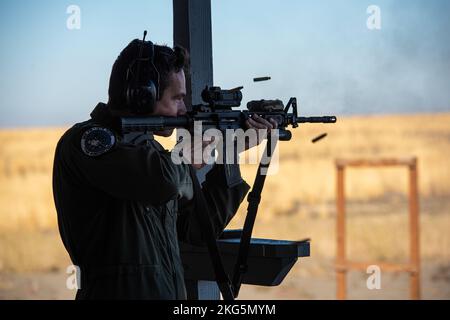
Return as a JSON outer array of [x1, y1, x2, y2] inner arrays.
[[0, 0, 449, 299]]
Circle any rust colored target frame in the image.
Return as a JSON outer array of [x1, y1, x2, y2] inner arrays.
[[335, 157, 420, 300]]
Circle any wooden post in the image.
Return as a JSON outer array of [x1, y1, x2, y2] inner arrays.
[[335, 158, 421, 300], [409, 158, 420, 299], [336, 162, 346, 300]]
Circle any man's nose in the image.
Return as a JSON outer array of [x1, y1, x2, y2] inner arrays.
[[178, 101, 187, 116]]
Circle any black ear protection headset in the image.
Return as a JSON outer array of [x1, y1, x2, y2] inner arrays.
[[125, 31, 160, 114]]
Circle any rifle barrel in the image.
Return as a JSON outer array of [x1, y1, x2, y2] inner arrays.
[[297, 116, 337, 123]]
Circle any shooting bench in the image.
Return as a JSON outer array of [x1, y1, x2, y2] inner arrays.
[[181, 230, 310, 299]]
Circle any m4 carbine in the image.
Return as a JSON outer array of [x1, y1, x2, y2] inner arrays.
[[120, 86, 336, 139]]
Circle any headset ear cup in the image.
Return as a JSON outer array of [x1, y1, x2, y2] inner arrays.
[[126, 81, 156, 114], [126, 86, 140, 114], [136, 81, 157, 114], [124, 35, 159, 115]]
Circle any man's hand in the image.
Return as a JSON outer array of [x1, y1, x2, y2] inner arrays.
[[190, 136, 216, 170], [184, 114, 277, 169], [244, 114, 278, 150]]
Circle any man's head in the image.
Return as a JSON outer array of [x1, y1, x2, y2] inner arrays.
[[108, 39, 188, 135]]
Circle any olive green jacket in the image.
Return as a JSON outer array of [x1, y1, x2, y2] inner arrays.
[[52, 103, 250, 299]]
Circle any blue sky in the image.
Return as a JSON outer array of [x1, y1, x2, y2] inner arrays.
[[0, 0, 449, 127]]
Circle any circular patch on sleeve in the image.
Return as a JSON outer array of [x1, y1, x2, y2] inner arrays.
[[80, 127, 116, 157]]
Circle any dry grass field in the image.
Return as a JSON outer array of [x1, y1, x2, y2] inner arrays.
[[0, 113, 449, 299]]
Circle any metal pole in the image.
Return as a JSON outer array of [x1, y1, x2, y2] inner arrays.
[[173, 0, 213, 108], [173, 0, 218, 300]]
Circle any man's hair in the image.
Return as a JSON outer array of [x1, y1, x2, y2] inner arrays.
[[108, 39, 189, 111]]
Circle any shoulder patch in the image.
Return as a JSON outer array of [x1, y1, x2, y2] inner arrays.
[[80, 127, 116, 157]]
